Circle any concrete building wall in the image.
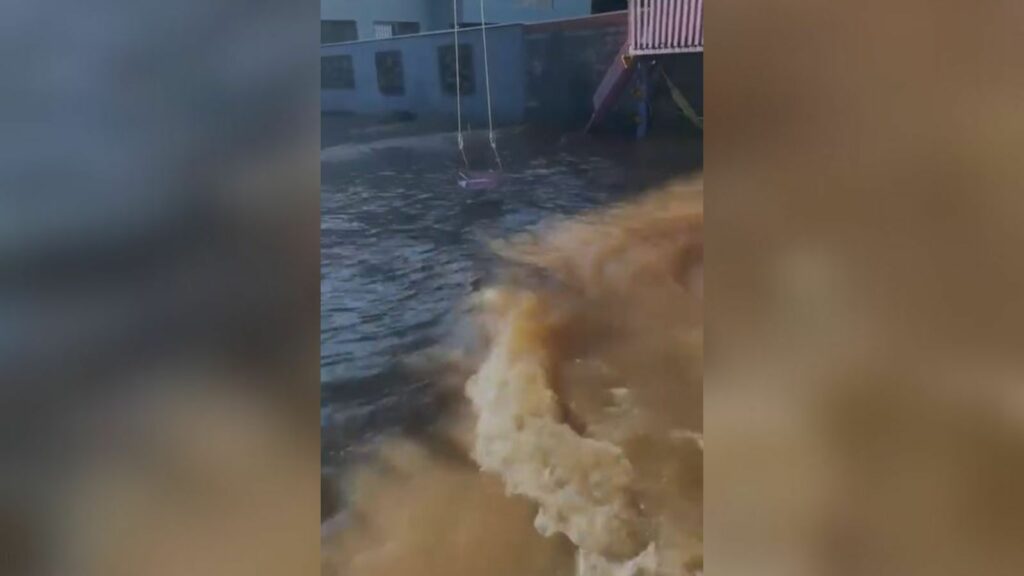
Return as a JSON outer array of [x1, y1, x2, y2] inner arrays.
[[463, 0, 591, 24], [522, 11, 628, 129], [430, 0, 458, 31], [321, 25, 526, 126], [322, 0, 440, 41], [320, 10, 702, 135], [321, 0, 593, 41]]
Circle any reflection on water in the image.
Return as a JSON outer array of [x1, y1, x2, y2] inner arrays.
[[321, 124, 700, 467]]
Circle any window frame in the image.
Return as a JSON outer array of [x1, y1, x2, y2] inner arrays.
[[321, 54, 356, 90], [321, 20, 358, 44], [374, 50, 406, 96], [372, 21, 421, 40], [437, 43, 476, 97]]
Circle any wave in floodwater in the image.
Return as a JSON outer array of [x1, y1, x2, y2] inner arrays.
[[323, 178, 703, 576]]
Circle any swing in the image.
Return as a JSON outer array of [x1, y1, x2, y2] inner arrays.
[[453, 0, 502, 190]]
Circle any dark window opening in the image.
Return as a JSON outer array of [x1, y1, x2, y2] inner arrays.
[[592, 0, 628, 13], [438, 44, 476, 96], [321, 20, 358, 44], [321, 55, 355, 89], [375, 51, 405, 96]]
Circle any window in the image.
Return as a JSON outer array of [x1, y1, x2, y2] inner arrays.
[[438, 44, 475, 96], [321, 55, 355, 90], [592, 0, 629, 14], [321, 20, 357, 44], [373, 21, 421, 39], [375, 51, 405, 96]]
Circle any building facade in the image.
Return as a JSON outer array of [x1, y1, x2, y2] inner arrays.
[[320, 4, 702, 135], [321, 12, 642, 129], [322, 24, 527, 125], [321, 0, 593, 43]]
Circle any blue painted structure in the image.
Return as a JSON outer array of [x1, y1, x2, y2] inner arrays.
[[321, 0, 592, 41], [473, 0, 591, 24], [319, 11, 697, 134], [321, 25, 526, 126], [322, 0, 441, 41]]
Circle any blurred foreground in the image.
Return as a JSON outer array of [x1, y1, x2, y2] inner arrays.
[[1, 1, 320, 574]]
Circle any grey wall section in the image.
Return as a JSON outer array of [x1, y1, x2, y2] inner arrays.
[[523, 12, 628, 129], [322, 0, 442, 40], [319, 11, 701, 134], [320, 0, 591, 39], [321, 26, 526, 127], [459, 0, 591, 24], [430, 0, 458, 31]]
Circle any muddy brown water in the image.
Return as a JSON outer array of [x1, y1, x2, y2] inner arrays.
[[320, 122, 700, 470]]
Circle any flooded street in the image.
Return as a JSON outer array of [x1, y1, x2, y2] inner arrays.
[[321, 118, 701, 466]]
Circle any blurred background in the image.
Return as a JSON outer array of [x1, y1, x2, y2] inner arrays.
[[706, 0, 1024, 575], [0, 1, 321, 574]]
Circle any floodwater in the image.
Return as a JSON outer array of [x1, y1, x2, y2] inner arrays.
[[321, 120, 701, 469]]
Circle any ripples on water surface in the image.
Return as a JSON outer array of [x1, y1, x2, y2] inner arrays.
[[321, 125, 700, 466]]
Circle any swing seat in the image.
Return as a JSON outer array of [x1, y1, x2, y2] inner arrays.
[[458, 170, 501, 190], [453, 3, 502, 192]]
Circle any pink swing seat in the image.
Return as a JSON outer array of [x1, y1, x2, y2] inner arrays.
[[458, 170, 501, 190]]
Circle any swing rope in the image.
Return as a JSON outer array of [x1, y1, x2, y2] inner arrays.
[[452, 0, 502, 172], [479, 0, 503, 170], [453, 0, 469, 169]]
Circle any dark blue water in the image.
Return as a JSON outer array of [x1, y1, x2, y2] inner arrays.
[[320, 123, 699, 465]]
